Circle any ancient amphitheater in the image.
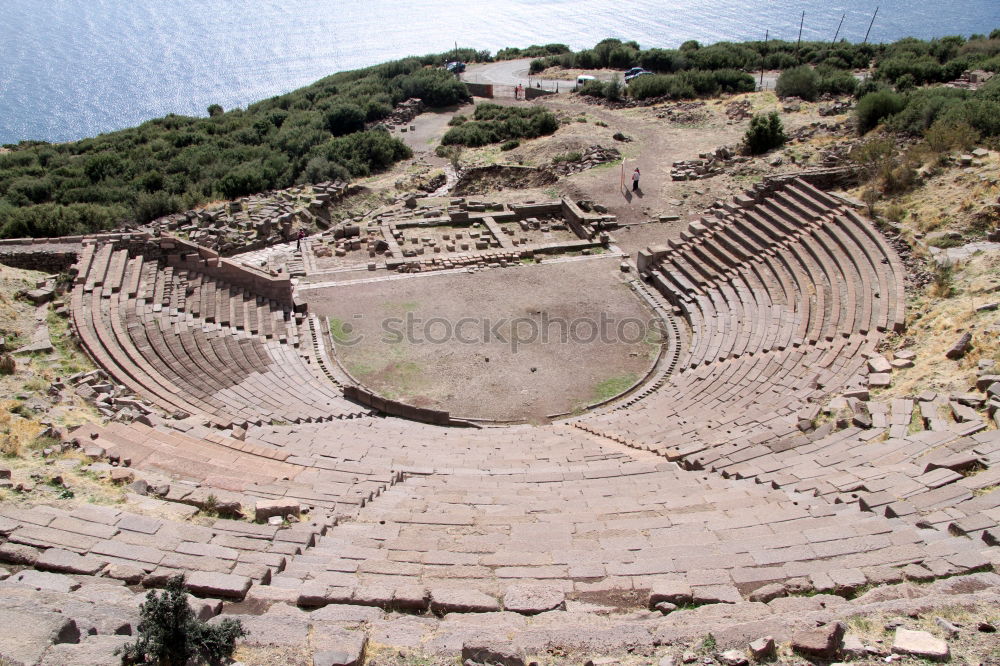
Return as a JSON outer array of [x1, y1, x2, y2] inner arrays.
[[2, 177, 999, 664]]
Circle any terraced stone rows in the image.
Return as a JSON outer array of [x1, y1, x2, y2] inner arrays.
[[31, 180, 997, 653], [0, 501, 319, 592], [263, 459, 992, 608], [240, 420, 642, 475], [702, 423, 1000, 545], [71, 244, 370, 428], [657, 182, 901, 372], [70, 421, 396, 514]]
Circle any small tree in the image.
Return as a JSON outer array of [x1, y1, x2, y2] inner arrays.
[[776, 65, 819, 101], [325, 104, 366, 137], [855, 90, 907, 135], [118, 575, 246, 666], [744, 112, 787, 155], [206, 104, 224, 117]]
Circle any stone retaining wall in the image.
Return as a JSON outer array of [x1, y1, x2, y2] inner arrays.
[[465, 82, 494, 98], [343, 385, 452, 425], [0, 233, 146, 272]]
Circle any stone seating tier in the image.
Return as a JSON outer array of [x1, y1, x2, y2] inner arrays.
[[70, 245, 370, 429]]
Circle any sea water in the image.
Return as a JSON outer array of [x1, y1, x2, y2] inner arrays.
[[1, 0, 998, 143]]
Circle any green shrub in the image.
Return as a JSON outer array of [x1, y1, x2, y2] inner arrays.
[[495, 44, 570, 60], [441, 103, 558, 147], [895, 73, 916, 92], [579, 79, 609, 97], [887, 87, 967, 135], [938, 97, 1000, 138], [553, 151, 582, 163], [856, 90, 907, 134], [500, 140, 520, 151], [325, 105, 366, 136], [627, 70, 753, 101], [396, 69, 470, 107], [117, 575, 245, 666], [776, 66, 819, 100], [639, 48, 686, 73], [744, 112, 787, 155], [816, 67, 858, 96], [923, 120, 980, 153], [605, 78, 622, 102], [854, 78, 886, 99], [135, 192, 182, 224], [627, 74, 694, 100], [529, 59, 546, 74]]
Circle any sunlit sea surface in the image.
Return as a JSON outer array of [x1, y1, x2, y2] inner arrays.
[[2, 0, 998, 143]]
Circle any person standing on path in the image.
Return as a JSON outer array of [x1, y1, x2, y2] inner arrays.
[[632, 167, 641, 192], [296, 228, 305, 251]]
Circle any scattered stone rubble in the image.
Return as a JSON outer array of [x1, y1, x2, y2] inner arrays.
[[945, 68, 995, 91], [655, 101, 709, 124], [371, 97, 424, 132], [549, 145, 621, 176], [786, 120, 849, 145], [309, 219, 379, 262], [819, 99, 853, 116], [147, 181, 351, 255], [724, 99, 752, 121], [781, 96, 804, 113], [671, 145, 747, 181], [61, 369, 158, 423], [804, 349, 1000, 436]]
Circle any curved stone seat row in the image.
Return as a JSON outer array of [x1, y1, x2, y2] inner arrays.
[[69, 418, 399, 516], [578, 334, 871, 471], [262, 464, 989, 604], [0, 500, 315, 593], [237, 419, 648, 478], [694, 416, 1000, 547], [573, 179, 907, 492], [650, 180, 904, 370], [70, 243, 370, 429]]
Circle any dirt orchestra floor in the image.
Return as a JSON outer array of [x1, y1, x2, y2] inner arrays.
[[304, 255, 662, 422]]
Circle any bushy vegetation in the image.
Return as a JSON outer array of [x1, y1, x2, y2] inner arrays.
[[530, 32, 1000, 83], [744, 112, 787, 155], [530, 37, 879, 75], [775, 65, 858, 100], [856, 90, 908, 134], [0, 53, 476, 238], [118, 575, 245, 666], [580, 69, 754, 101], [441, 103, 558, 147], [579, 78, 623, 101], [495, 43, 571, 61], [628, 69, 755, 100]]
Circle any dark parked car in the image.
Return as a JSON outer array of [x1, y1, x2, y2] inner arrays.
[[624, 67, 652, 83], [445, 61, 466, 74]]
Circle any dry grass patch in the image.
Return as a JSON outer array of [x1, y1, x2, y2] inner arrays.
[[882, 251, 1000, 398]]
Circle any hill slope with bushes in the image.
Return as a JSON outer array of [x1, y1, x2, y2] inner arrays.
[[0, 56, 470, 238]]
